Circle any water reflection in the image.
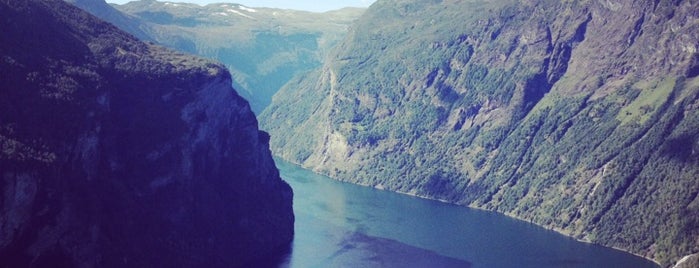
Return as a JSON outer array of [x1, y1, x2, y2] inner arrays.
[[275, 210, 470, 268]]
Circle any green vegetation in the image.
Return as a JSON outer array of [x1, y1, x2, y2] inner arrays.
[[93, 1, 365, 114], [262, 0, 699, 266], [617, 78, 676, 124]]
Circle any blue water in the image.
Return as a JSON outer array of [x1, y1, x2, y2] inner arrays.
[[274, 158, 659, 268]]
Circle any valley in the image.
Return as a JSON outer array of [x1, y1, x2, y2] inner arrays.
[[70, 0, 363, 114], [22, 0, 699, 267]]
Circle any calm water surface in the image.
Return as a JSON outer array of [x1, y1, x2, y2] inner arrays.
[[273, 158, 659, 268]]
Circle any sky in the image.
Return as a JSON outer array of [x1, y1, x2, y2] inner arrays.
[[106, 0, 377, 12]]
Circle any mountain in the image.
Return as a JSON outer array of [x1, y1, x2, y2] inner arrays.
[[72, 0, 364, 114], [261, 0, 699, 266], [0, 0, 293, 267], [64, 0, 152, 41]]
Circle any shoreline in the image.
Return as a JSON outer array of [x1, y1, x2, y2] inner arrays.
[[370, 185, 663, 267], [274, 156, 663, 267], [381, 185, 664, 268]]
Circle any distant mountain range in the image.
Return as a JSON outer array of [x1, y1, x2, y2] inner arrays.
[[0, 0, 292, 266], [69, 0, 364, 114], [261, 0, 699, 266]]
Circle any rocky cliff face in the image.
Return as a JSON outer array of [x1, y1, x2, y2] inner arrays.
[[261, 0, 699, 266], [71, 0, 364, 114], [0, 0, 293, 267]]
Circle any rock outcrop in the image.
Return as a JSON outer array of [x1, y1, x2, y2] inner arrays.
[[0, 0, 293, 267], [261, 0, 699, 266]]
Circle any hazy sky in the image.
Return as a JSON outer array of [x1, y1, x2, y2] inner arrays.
[[106, 0, 377, 12]]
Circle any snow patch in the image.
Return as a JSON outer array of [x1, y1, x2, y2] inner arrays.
[[227, 9, 254, 19], [239, 6, 257, 13]]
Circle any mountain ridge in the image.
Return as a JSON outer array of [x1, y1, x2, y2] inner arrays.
[[71, 0, 365, 114]]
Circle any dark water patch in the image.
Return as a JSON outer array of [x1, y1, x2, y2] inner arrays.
[[282, 210, 470, 267], [275, 158, 659, 268]]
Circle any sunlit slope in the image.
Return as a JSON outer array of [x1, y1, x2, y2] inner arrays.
[[261, 0, 699, 266]]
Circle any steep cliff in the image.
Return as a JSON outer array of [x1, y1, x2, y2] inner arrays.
[[261, 0, 699, 266], [0, 0, 293, 267]]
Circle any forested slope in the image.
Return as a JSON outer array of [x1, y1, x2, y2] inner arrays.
[[261, 0, 699, 266]]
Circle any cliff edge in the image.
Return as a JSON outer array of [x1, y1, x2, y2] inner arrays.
[[0, 0, 293, 267]]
